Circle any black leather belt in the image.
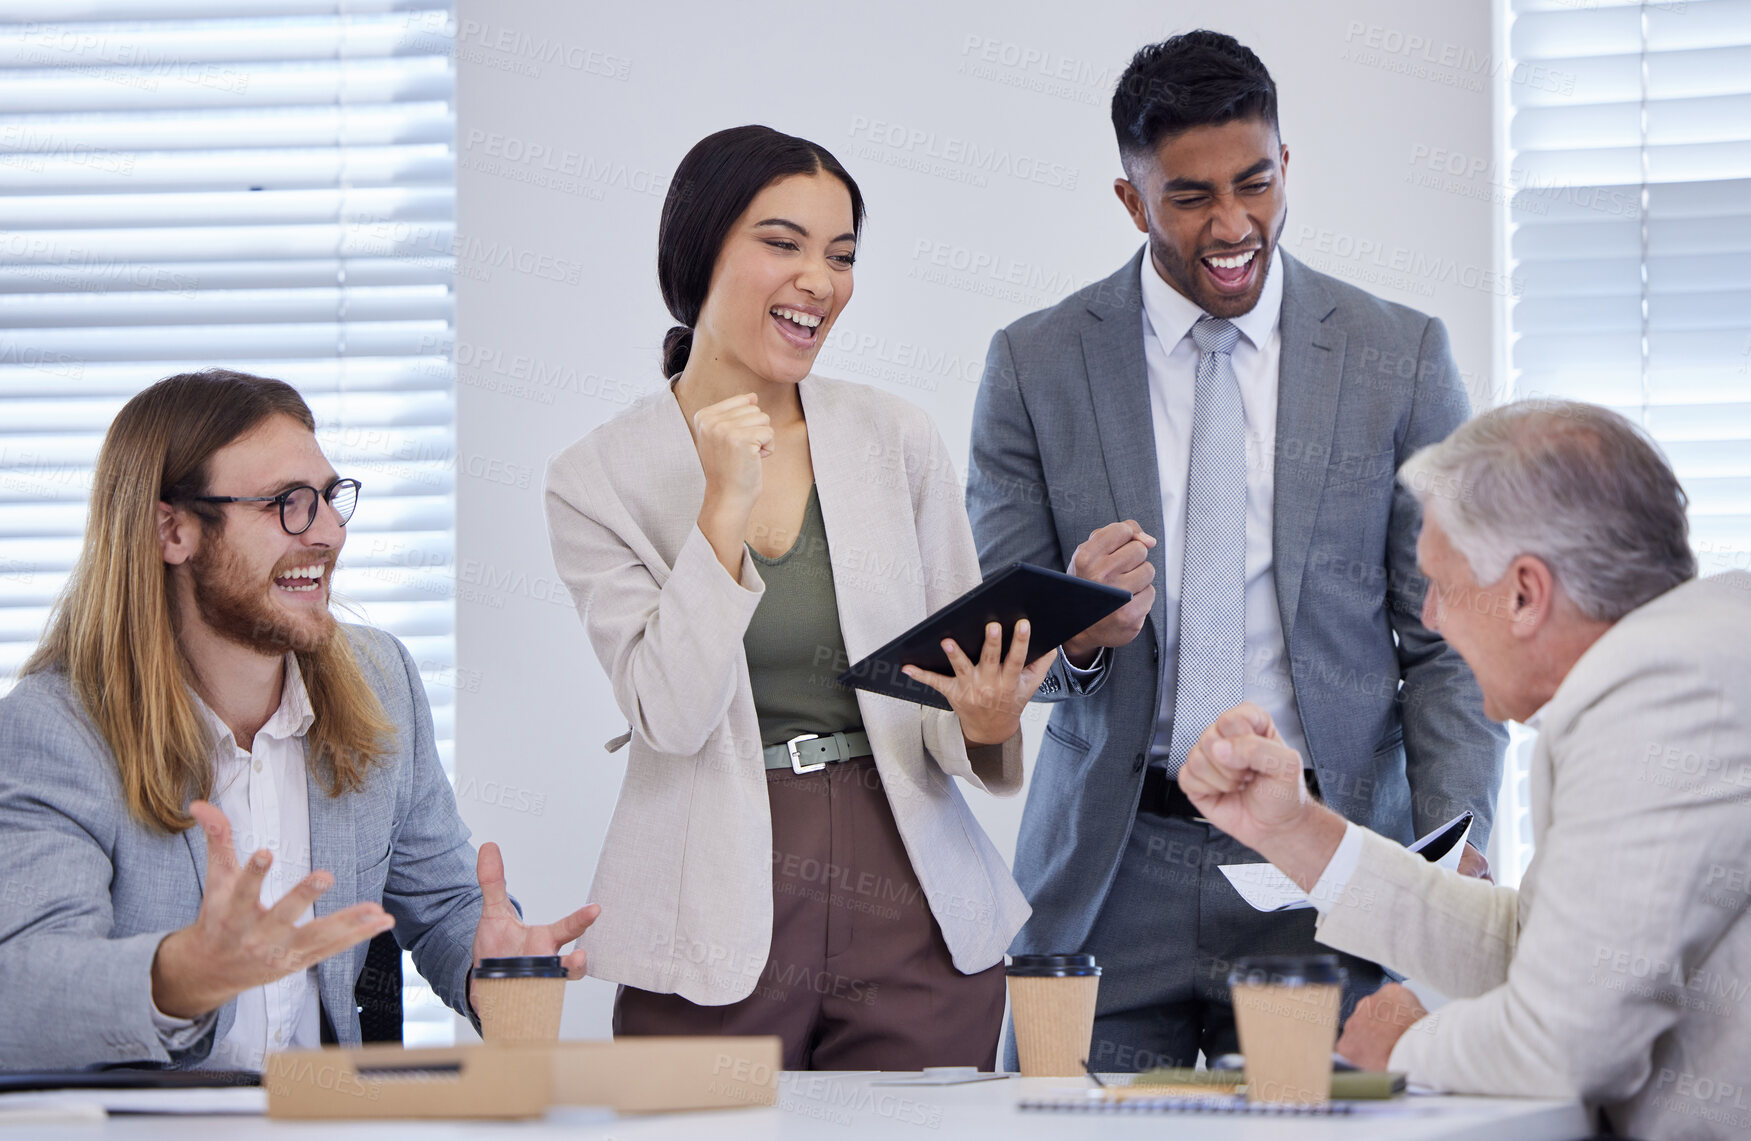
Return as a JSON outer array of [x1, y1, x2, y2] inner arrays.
[[1140, 764, 1321, 819], [1139, 765, 1202, 818]]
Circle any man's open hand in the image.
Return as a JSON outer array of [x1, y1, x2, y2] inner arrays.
[[150, 800, 395, 1019], [469, 842, 600, 1009]]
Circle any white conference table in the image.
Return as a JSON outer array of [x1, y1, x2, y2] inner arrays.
[[41, 1073, 1592, 1140]]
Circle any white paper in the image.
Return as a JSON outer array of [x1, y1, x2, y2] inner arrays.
[[0, 1088, 265, 1116], [1218, 812, 1473, 913], [870, 1068, 1011, 1086], [1217, 862, 1316, 912], [0, 1098, 107, 1124]]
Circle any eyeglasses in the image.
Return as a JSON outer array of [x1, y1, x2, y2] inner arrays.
[[192, 478, 361, 536]]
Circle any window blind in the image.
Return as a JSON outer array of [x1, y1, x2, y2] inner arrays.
[[1509, 0, 1751, 561], [0, 2, 457, 1043], [1501, 0, 1751, 882]]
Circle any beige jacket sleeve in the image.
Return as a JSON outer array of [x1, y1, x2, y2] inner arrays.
[[545, 449, 765, 758], [1320, 647, 1745, 1105], [1317, 830, 1520, 999], [909, 416, 1024, 796]]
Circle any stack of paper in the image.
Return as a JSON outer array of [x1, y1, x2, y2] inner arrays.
[[1218, 812, 1474, 913]]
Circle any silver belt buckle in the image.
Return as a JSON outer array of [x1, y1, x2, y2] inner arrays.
[[788, 732, 827, 774]]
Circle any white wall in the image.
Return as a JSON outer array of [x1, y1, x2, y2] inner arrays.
[[453, 0, 1501, 1040]]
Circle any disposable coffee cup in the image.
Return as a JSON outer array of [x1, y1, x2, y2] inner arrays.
[[472, 955, 568, 1043], [1228, 954, 1346, 1104], [1006, 953, 1101, 1077]]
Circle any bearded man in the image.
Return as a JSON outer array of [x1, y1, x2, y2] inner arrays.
[[0, 369, 596, 1070]]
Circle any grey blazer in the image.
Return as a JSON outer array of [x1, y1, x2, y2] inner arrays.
[[544, 374, 1030, 1006], [1316, 572, 1751, 1141], [0, 625, 483, 1070], [967, 248, 1507, 957]]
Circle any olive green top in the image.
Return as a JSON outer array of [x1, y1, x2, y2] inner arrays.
[[742, 484, 865, 748]]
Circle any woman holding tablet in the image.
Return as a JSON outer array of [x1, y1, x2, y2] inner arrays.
[[544, 125, 1053, 1069]]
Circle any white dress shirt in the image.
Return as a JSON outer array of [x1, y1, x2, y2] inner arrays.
[[1069, 253, 1312, 769], [152, 654, 323, 1070], [1308, 821, 1366, 911]]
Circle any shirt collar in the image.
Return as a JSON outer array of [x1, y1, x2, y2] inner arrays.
[[266, 653, 317, 741], [191, 652, 317, 750], [1139, 245, 1284, 353]]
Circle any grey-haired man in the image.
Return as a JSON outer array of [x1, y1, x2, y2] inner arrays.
[[1182, 400, 1750, 1141]]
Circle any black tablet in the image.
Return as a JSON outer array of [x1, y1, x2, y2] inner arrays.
[[836, 562, 1131, 710], [1409, 811, 1475, 865]]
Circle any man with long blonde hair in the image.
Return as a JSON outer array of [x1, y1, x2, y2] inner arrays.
[[0, 370, 596, 1070]]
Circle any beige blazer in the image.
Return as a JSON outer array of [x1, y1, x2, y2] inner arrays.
[[545, 374, 1031, 1004], [1314, 571, 1751, 1141]]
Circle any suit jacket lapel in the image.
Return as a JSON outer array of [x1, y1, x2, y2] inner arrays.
[[802, 375, 926, 769], [182, 811, 207, 891], [803, 375, 906, 665], [305, 762, 356, 1022], [182, 807, 240, 1042], [1081, 249, 1168, 639], [1273, 253, 1345, 643]]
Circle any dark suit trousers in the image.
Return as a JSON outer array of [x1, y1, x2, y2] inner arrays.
[[614, 757, 1005, 1070], [1005, 798, 1385, 1072]]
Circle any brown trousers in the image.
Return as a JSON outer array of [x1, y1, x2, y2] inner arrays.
[[613, 757, 1005, 1070]]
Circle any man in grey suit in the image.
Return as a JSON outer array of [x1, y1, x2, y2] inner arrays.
[[0, 370, 596, 1070], [1181, 401, 1746, 1141], [966, 31, 1506, 1070]]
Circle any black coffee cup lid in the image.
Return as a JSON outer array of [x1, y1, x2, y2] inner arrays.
[[1006, 953, 1101, 978], [473, 955, 567, 979], [1227, 954, 1346, 987]]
